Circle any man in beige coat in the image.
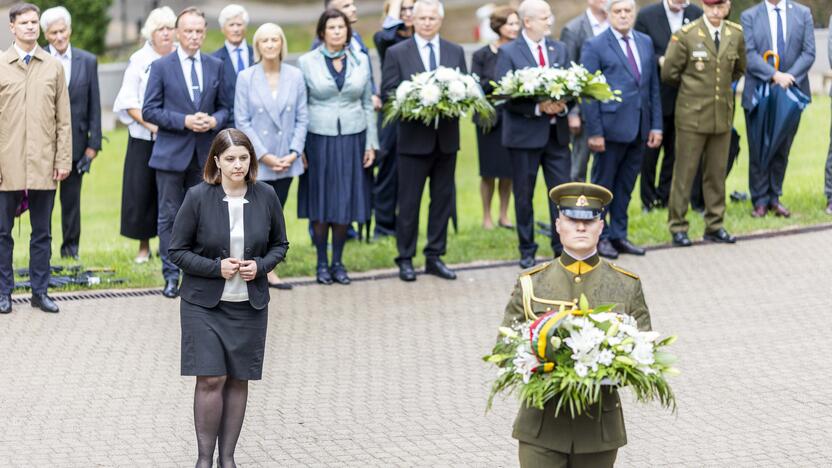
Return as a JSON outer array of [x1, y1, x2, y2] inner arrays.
[[0, 3, 72, 315]]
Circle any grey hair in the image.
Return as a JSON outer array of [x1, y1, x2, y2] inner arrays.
[[413, 0, 445, 18], [218, 4, 250, 28], [604, 0, 636, 12], [517, 0, 553, 23], [40, 6, 70, 31], [141, 6, 176, 41]]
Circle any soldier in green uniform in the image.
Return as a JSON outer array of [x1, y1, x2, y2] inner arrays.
[[661, 0, 746, 247], [500, 182, 652, 468]]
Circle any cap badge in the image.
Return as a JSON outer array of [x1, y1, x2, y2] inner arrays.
[[576, 195, 589, 207]]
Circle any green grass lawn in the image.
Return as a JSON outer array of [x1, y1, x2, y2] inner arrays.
[[10, 96, 832, 290]]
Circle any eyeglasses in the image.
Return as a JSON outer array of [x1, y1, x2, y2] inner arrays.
[[401, 7, 414, 12]]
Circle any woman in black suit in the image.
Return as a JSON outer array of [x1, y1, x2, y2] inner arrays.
[[169, 128, 289, 468], [472, 6, 519, 230]]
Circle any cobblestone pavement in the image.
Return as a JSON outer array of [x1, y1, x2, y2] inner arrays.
[[2, 229, 832, 467]]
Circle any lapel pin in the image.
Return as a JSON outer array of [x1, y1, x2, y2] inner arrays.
[[684, 18, 689, 24], [548, 46, 554, 51]]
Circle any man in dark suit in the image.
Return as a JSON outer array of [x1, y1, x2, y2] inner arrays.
[[635, 0, 702, 211], [143, 7, 231, 298], [560, 0, 608, 183], [741, 0, 815, 218], [582, 0, 662, 259], [212, 4, 253, 129], [495, 0, 571, 268], [42, 6, 102, 261], [381, 0, 466, 282]]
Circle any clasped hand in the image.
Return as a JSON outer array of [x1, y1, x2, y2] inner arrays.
[[221, 257, 257, 281], [185, 112, 217, 133], [540, 99, 566, 116], [771, 71, 795, 89]]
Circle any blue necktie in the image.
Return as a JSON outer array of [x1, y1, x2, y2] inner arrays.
[[189, 56, 201, 105], [427, 42, 437, 71], [774, 7, 786, 57], [235, 47, 244, 73], [23, 54, 31, 65]]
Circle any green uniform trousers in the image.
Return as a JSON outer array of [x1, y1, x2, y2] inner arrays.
[[668, 129, 732, 234], [518, 442, 618, 468]]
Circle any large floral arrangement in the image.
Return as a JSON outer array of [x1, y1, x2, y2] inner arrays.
[[484, 295, 677, 417], [490, 63, 621, 104], [383, 66, 496, 128]]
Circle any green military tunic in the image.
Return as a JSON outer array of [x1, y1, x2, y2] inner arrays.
[[500, 251, 651, 465], [661, 17, 746, 234]]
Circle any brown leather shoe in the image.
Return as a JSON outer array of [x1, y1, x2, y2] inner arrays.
[[769, 202, 791, 218], [751, 205, 767, 218]]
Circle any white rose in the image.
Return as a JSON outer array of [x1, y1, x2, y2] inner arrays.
[[396, 81, 414, 102], [447, 80, 467, 102], [419, 83, 441, 106]]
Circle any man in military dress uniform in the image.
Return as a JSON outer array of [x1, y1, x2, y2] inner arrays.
[[661, 0, 746, 247], [500, 182, 651, 468]]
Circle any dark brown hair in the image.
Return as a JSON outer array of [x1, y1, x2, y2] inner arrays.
[[316, 9, 352, 45], [9, 3, 39, 23], [175, 6, 206, 28], [203, 129, 259, 184], [490, 5, 517, 36]]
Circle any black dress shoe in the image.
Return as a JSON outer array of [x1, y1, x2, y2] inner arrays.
[[672, 232, 693, 247], [425, 258, 457, 280], [330, 263, 351, 285], [704, 228, 736, 244], [597, 239, 619, 259], [398, 260, 417, 282], [316, 264, 333, 285], [31, 293, 59, 313], [60, 246, 79, 260], [162, 279, 179, 298], [611, 238, 646, 256], [0, 294, 11, 314], [519, 255, 536, 269]]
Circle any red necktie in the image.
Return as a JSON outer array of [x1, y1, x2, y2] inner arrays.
[[537, 44, 546, 67]]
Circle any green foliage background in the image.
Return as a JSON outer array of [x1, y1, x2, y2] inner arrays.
[[31, 0, 112, 55]]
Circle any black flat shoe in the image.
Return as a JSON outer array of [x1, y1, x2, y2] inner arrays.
[[611, 238, 646, 256], [598, 239, 619, 259], [316, 264, 333, 285], [0, 294, 11, 314], [398, 260, 417, 282], [162, 279, 179, 298], [672, 232, 693, 247], [425, 258, 457, 280], [31, 293, 59, 313], [704, 228, 736, 244], [269, 282, 293, 290], [330, 263, 351, 285]]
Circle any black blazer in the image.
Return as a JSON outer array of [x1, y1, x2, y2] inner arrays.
[[380, 37, 467, 155], [635, 2, 702, 117], [212, 44, 254, 128], [47, 46, 102, 161], [168, 181, 289, 310]]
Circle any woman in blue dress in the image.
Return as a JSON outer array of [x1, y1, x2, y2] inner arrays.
[[298, 9, 378, 285]]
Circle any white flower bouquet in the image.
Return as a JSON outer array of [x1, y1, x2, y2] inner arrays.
[[383, 66, 496, 129], [484, 295, 677, 417], [490, 63, 621, 104]]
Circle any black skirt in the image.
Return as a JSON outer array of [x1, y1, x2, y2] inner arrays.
[[120, 136, 158, 239], [476, 119, 512, 179], [180, 299, 268, 380]]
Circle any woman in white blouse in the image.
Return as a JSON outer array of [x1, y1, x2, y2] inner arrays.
[[113, 6, 176, 263]]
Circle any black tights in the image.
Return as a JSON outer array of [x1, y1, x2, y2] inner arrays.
[[312, 222, 348, 266], [194, 376, 248, 468]]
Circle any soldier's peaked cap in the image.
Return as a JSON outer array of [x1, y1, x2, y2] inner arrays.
[[549, 182, 613, 220]]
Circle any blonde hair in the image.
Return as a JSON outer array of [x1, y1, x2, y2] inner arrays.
[[141, 6, 176, 41], [252, 23, 289, 63]]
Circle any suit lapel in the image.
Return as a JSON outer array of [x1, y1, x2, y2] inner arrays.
[[252, 66, 283, 129], [545, 39, 561, 68], [757, 4, 773, 54], [658, 9, 673, 45], [580, 15, 593, 42], [517, 38, 538, 68], [68, 48, 82, 94], [784, 1, 796, 59], [697, 21, 717, 56], [406, 38, 426, 73]]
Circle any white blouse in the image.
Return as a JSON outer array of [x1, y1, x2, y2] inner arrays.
[[113, 42, 163, 141], [220, 195, 249, 302]]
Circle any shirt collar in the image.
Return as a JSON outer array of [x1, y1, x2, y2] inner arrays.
[[611, 27, 633, 41], [414, 33, 439, 49], [177, 46, 201, 63], [663, 0, 684, 17], [521, 30, 545, 49], [49, 43, 72, 60], [766, 0, 786, 12], [586, 9, 606, 28], [13, 42, 38, 61], [559, 250, 600, 275], [225, 39, 247, 55], [703, 18, 723, 37]]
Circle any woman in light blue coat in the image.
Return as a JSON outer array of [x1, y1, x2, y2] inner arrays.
[[235, 22, 308, 289], [298, 9, 378, 286]]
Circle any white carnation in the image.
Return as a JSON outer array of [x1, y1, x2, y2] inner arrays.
[[419, 83, 441, 106], [447, 80, 467, 102], [434, 66, 458, 82], [395, 81, 414, 102]]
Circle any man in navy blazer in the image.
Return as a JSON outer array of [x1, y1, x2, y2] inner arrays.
[[741, 0, 815, 218], [212, 4, 254, 128], [143, 6, 231, 298], [495, 0, 571, 268], [381, 0, 466, 282], [582, 0, 662, 259], [41, 6, 102, 261]]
